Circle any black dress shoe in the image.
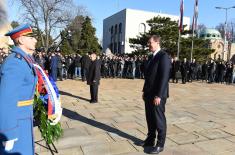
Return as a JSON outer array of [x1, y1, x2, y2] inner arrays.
[[90, 101, 97, 103], [90, 100, 94, 103], [149, 146, 164, 154], [137, 140, 155, 147]]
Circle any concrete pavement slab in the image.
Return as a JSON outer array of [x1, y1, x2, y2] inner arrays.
[[195, 139, 235, 154], [35, 79, 235, 154]]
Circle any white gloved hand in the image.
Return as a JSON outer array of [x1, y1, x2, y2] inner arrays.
[[50, 108, 63, 125], [3, 138, 18, 151]]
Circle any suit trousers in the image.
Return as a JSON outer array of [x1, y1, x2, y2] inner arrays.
[[51, 67, 58, 82], [90, 84, 98, 102], [144, 97, 167, 147]]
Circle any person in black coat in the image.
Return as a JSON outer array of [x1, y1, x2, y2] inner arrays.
[[141, 35, 171, 154], [180, 58, 189, 84], [201, 61, 208, 82], [87, 52, 101, 103], [74, 54, 82, 78], [171, 57, 181, 83], [207, 59, 215, 83], [81, 53, 91, 81]]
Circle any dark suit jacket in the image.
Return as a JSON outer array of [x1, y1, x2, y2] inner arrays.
[[81, 55, 91, 70], [87, 60, 101, 85], [143, 50, 171, 99]]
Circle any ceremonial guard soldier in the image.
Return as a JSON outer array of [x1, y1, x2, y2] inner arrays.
[[0, 24, 37, 154]]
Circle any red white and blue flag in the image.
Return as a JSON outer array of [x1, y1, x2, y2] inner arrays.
[[34, 64, 62, 125], [179, 0, 184, 32], [192, 0, 199, 31]]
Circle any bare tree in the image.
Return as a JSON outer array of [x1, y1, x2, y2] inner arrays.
[[216, 23, 225, 39], [216, 22, 235, 42], [197, 24, 206, 36], [13, 0, 86, 52]]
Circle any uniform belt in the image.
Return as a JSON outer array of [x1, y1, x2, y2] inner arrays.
[[17, 99, 33, 107]]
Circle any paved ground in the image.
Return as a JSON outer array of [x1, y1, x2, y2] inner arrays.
[[35, 79, 235, 155]]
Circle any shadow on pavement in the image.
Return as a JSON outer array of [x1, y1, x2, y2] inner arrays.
[[60, 90, 90, 102], [62, 108, 143, 144]]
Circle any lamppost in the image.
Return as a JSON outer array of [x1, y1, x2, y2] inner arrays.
[[215, 6, 235, 60]]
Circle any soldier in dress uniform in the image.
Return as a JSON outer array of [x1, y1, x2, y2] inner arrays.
[[0, 24, 37, 155]]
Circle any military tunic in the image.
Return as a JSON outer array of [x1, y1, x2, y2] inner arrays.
[[0, 46, 37, 155]]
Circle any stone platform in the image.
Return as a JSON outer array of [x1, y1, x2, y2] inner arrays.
[[36, 79, 235, 155]]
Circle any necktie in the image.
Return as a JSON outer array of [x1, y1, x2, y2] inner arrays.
[[149, 54, 153, 61], [147, 54, 154, 67]]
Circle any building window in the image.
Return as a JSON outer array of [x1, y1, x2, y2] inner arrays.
[[119, 23, 122, 33], [111, 26, 113, 34], [114, 42, 118, 54], [139, 23, 146, 34], [214, 53, 217, 60], [115, 24, 118, 34], [118, 41, 121, 53], [208, 43, 212, 48], [111, 36, 114, 43]]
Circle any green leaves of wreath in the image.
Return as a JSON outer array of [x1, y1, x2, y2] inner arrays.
[[34, 95, 63, 144]]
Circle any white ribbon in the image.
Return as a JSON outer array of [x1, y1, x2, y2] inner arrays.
[[33, 64, 62, 125]]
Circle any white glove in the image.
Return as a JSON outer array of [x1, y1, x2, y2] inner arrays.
[[3, 138, 18, 151]]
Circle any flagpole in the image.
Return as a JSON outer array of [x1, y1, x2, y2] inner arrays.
[[177, 30, 181, 59], [178, 0, 183, 59], [191, 0, 198, 62], [191, 26, 195, 62]]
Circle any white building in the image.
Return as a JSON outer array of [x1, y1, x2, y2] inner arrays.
[[103, 8, 190, 54]]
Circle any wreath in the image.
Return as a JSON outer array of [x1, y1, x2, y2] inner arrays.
[[33, 64, 63, 144]]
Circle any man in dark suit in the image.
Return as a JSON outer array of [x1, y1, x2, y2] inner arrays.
[[171, 57, 181, 83], [87, 52, 101, 103], [180, 58, 189, 84], [81, 53, 91, 81], [141, 35, 171, 154]]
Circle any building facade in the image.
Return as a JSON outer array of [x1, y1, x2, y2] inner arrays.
[[103, 8, 190, 54], [229, 43, 235, 63], [199, 28, 235, 62], [200, 28, 224, 60]]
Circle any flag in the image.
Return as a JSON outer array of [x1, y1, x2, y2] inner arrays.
[[34, 64, 62, 125], [179, 0, 184, 32], [192, 0, 198, 31]]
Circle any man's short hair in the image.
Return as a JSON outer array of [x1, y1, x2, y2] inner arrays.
[[90, 51, 97, 55], [150, 35, 161, 43], [13, 38, 20, 46]]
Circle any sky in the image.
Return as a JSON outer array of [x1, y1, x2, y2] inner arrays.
[[6, 0, 235, 40]]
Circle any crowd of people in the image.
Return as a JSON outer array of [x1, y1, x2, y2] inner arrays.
[[32, 51, 148, 81], [0, 48, 9, 66], [1, 48, 235, 85], [171, 57, 235, 84]]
